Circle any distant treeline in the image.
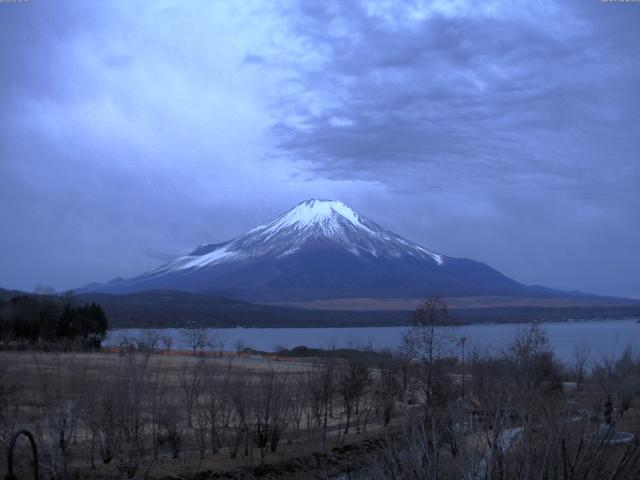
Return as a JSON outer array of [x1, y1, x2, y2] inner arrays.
[[77, 290, 640, 328], [0, 294, 108, 348], [1, 287, 639, 330]]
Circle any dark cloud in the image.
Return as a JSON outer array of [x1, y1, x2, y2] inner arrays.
[[1, 0, 639, 298], [276, 3, 636, 186], [270, 1, 640, 296]]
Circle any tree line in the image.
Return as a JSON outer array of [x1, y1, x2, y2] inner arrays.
[[0, 294, 108, 348]]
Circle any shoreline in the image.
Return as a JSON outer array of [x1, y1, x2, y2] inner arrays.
[[106, 316, 640, 332]]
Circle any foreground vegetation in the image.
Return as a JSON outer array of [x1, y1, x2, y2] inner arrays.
[[0, 298, 639, 479]]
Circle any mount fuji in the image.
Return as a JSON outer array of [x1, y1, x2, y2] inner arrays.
[[85, 199, 554, 302]]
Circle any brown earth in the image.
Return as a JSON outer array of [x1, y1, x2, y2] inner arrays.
[[270, 295, 637, 311]]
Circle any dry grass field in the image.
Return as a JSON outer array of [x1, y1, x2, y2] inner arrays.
[[0, 349, 398, 479], [1, 319, 639, 480]]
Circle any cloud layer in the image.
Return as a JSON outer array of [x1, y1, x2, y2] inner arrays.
[[1, 0, 639, 297]]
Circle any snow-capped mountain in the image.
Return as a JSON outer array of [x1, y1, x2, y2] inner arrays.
[[85, 199, 537, 301], [156, 199, 443, 273]]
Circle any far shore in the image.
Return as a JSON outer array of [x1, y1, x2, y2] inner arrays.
[[270, 295, 640, 311]]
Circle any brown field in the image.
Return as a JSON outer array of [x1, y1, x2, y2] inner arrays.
[[1, 328, 639, 480], [271, 295, 638, 311], [0, 350, 398, 479]]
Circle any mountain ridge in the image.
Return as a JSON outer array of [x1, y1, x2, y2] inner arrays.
[[81, 199, 576, 302]]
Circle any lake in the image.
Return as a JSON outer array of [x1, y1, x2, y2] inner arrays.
[[105, 318, 639, 365]]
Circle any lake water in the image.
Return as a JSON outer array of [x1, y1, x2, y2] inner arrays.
[[105, 319, 639, 365]]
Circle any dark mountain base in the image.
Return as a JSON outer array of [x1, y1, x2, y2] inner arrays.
[[75, 290, 640, 328], [3, 288, 638, 329]]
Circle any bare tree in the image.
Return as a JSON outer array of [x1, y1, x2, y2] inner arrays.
[[507, 322, 560, 391], [319, 359, 336, 446], [33, 353, 82, 479], [592, 345, 640, 418], [159, 403, 182, 459], [182, 328, 210, 355], [180, 358, 205, 429], [77, 361, 109, 469], [209, 330, 226, 357], [375, 358, 401, 425], [288, 375, 308, 436], [110, 347, 152, 478], [250, 370, 291, 461], [572, 340, 592, 390], [229, 374, 250, 459], [146, 355, 168, 460], [140, 329, 160, 352], [234, 340, 248, 357], [0, 355, 21, 448], [401, 297, 458, 418], [337, 357, 370, 434], [201, 362, 234, 455], [161, 335, 173, 355]]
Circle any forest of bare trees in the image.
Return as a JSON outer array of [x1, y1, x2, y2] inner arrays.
[[0, 299, 639, 479]]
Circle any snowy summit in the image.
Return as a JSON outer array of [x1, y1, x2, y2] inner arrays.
[[157, 199, 444, 273], [250, 199, 374, 236]]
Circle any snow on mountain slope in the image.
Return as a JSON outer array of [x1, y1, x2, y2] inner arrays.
[[84, 199, 536, 301], [152, 199, 443, 275]]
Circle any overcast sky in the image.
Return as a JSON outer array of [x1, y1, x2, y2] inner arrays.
[[1, 0, 639, 298]]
